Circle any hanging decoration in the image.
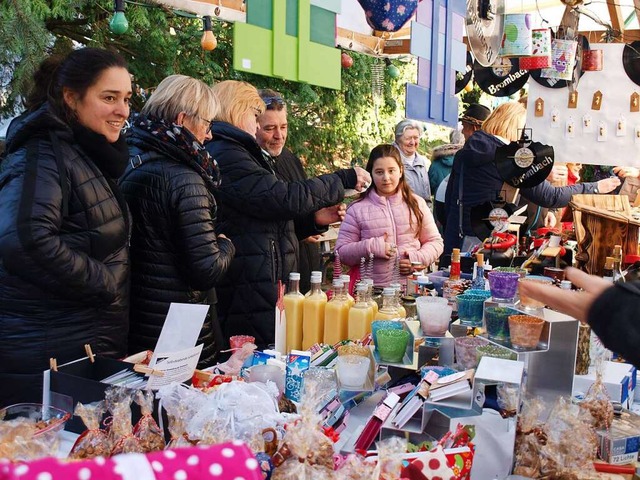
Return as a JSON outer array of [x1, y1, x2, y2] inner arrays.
[[109, 0, 129, 35], [385, 58, 401, 79], [499, 14, 532, 58], [233, 0, 341, 90], [405, 0, 467, 128], [356, 0, 419, 32], [519, 28, 552, 70], [201, 15, 217, 51], [341, 52, 354, 69], [465, 0, 505, 67]]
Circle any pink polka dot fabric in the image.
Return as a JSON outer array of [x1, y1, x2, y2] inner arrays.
[[0, 442, 261, 480]]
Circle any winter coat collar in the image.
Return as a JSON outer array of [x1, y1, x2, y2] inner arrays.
[[365, 187, 404, 206], [5, 103, 72, 155], [432, 143, 463, 162]]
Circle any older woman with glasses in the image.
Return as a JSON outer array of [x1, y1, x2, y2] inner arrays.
[[119, 75, 235, 367], [206, 80, 370, 350], [393, 119, 432, 209]]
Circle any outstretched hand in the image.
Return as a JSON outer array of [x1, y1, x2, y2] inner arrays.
[[517, 267, 612, 323], [596, 176, 621, 193], [314, 203, 346, 226], [353, 166, 372, 192]]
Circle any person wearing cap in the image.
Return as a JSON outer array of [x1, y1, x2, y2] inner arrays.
[[393, 119, 432, 209], [255, 88, 347, 293], [459, 103, 491, 141], [443, 101, 620, 254]]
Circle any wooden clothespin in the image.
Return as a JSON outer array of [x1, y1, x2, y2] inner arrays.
[[49, 358, 58, 372], [84, 344, 95, 363], [133, 364, 165, 377]]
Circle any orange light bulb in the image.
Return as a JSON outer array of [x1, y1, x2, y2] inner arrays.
[[201, 30, 217, 51]]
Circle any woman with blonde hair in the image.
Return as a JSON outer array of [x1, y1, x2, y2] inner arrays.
[[119, 74, 235, 367], [205, 80, 370, 350], [443, 102, 619, 253]]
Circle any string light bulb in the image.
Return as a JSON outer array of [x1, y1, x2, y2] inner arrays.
[[201, 16, 217, 51], [109, 0, 128, 35], [384, 58, 400, 79]]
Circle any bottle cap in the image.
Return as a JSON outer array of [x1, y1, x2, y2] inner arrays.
[[560, 280, 572, 289], [382, 287, 396, 295], [417, 275, 431, 284], [341, 275, 351, 283], [289, 272, 301, 280], [332, 279, 344, 288]]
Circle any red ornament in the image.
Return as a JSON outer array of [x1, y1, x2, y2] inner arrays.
[[341, 52, 354, 68]]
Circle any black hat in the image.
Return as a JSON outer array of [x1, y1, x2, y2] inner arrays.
[[459, 104, 491, 126]]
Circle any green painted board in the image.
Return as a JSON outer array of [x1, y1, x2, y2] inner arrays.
[[310, 5, 335, 47], [233, 22, 273, 76], [286, 0, 298, 37], [273, 0, 298, 79], [246, 0, 272, 29]]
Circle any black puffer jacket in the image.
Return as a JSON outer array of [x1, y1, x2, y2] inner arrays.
[[206, 122, 356, 349], [120, 125, 235, 367], [0, 104, 130, 406]]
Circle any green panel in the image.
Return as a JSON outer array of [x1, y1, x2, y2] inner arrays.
[[285, 0, 298, 37], [311, 0, 341, 14], [233, 22, 273, 77], [246, 0, 272, 29], [300, 42, 341, 89], [310, 6, 335, 47], [273, 0, 298, 80]]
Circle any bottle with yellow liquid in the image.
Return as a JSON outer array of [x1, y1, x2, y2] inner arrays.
[[375, 287, 402, 320], [304, 271, 325, 297], [302, 274, 327, 350], [323, 279, 350, 345], [389, 283, 406, 318], [340, 274, 355, 307], [283, 272, 304, 352], [348, 284, 373, 341], [363, 278, 378, 321]]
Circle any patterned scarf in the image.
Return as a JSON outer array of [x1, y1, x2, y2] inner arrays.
[[132, 114, 221, 190]]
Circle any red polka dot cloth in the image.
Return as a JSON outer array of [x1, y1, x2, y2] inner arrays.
[[0, 442, 262, 480]]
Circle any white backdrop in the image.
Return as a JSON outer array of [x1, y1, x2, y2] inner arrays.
[[526, 43, 640, 167]]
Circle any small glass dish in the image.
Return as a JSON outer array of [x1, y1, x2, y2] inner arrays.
[[0, 403, 71, 437]]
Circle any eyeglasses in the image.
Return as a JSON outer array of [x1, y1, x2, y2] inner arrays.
[[262, 96, 285, 110], [251, 106, 264, 116], [199, 117, 213, 134]]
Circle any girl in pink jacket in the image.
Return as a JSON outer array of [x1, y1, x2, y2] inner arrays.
[[335, 144, 443, 287]]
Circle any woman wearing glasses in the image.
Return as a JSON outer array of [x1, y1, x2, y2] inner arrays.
[[120, 75, 235, 367], [206, 80, 370, 350]]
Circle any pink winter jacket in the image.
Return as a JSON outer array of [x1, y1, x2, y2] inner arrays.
[[335, 189, 443, 286]]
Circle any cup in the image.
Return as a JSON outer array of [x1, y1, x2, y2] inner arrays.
[[376, 329, 410, 363], [248, 364, 285, 394], [518, 276, 553, 310], [484, 306, 518, 342], [303, 367, 337, 402], [464, 289, 492, 299], [336, 354, 371, 389], [455, 336, 488, 370], [476, 344, 517, 363], [543, 267, 565, 283], [488, 271, 520, 302], [508, 315, 545, 350], [230, 335, 255, 350], [371, 320, 403, 349], [456, 294, 486, 327], [416, 296, 452, 337]]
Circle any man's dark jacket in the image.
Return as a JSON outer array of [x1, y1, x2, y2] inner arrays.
[[206, 122, 354, 349]]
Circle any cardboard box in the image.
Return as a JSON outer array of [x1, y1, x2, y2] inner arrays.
[[573, 361, 637, 409], [45, 356, 166, 435], [597, 411, 640, 465]]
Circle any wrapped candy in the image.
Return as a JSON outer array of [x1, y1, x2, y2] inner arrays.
[[155, 382, 206, 448], [69, 401, 111, 459], [578, 358, 614, 430], [513, 397, 547, 478], [104, 387, 145, 455], [0, 418, 59, 461], [132, 390, 165, 452], [539, 397, 597, 479], [375, 437, 407, 480]]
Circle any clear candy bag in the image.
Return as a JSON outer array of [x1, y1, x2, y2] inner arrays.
[[69, 401, 111, 459]]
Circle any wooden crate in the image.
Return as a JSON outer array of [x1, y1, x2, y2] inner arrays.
[[569, 194, 640, 275]]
